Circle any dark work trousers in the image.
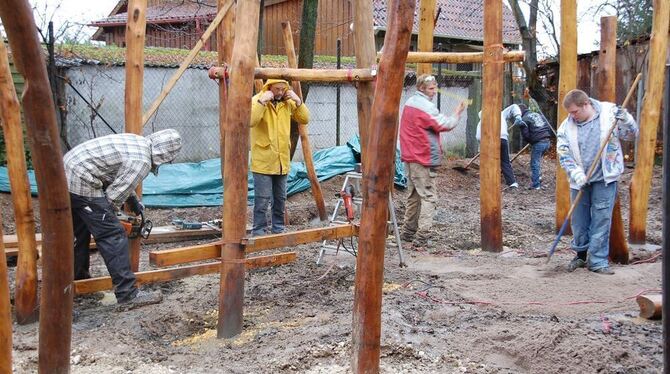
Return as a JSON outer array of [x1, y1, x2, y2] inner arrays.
[[252, 173, 288, 236], [500, 139, 517, 186], [70, 193, 137, 302]]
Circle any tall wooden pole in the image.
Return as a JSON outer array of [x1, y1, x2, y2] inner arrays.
[[479, 0, 503, 252], [0, 39, 39, 324], [0, 2, 74, 372], [353, 0, 376, 166], [281, 21, 328, 221], [594, 16, 628, 264], [218, 0, 235, 251], [555, 0, 577, 234], [124, 0, 147, 272], [351, 0, 415, 372], [0, 217, 11, 374], [417, 0, 436, 75], [217, 0, 260, 339], [629, 0, 670, 244]]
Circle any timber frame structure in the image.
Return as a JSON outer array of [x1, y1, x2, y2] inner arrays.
[[1, 0, 667, 372]]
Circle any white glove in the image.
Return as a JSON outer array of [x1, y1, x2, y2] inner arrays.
[[570, 168, 587, 188]]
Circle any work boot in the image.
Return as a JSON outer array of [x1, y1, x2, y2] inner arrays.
[[400, 231, 415, 243], [567, 257, 586, 272], [590, 267, 615, 275], [116, 290, 163, 311]]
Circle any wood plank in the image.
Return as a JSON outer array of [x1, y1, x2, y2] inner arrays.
[[629, 0, 670, 243], [150, 224, 357, 266], [3, 225, 222, 252], [244, 224, 357, 253], [150, 242, 221, 267], [74, 252, 297, 295]]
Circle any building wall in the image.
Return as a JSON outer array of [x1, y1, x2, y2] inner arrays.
[[63, 65, 473, 163]]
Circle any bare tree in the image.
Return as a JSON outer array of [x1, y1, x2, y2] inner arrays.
[[508, 0, 556, 115]]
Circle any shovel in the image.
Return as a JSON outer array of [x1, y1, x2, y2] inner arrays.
[[452, 152, 480, 173]]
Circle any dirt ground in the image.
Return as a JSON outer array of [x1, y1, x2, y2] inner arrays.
[[1, 153, 664, 373]]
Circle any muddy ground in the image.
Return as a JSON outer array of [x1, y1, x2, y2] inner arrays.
[[1, 153, 664, 373]]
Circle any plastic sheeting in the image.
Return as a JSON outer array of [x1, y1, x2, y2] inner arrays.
[[0, 137, 406, 207]]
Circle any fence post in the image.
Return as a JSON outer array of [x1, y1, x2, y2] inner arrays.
[[336, 38, 341, 146]]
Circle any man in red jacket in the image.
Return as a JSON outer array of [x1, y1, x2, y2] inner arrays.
[[399, 74, 465, 246]]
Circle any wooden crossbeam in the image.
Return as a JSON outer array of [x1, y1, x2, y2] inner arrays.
[[3, 225, 221, 255], [149, 224, 357, 267], [396, 51, 525, 64], [74, 252, 297, 295], [254, 67, 375, 82]]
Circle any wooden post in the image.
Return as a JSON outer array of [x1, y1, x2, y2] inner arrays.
[[594, 16, 628, 264], [629, 0, 670, 244], [0, 217, 11, 374], [417, 0, 436, 75], [637, 294, 662, 319], [218, 0, 235, 251], [142, 0, 234, 126], [0, 2, 74, 372], [217, 0, 260, 339], [479, 0, 504, 252], [124, 0, 147, 272], [351, 0, 415, 371], [0, 38, 39, 324], [555, 0, 577, 234], [281, 21, 327, 221], [254, 67, 375, 82], [353, 0, 377, 167]]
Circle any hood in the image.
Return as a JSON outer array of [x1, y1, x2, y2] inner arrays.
[[261, 79, 290, 92], [147, 129, 183, 175]]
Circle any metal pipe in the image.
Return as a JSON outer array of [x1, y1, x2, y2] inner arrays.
[[336, 38, 341, 146]]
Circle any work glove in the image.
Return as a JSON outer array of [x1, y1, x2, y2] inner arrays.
[[615, 106, 633, 125], [570, 168, 587, 189], [513, 117, 527, 128], [126, 195, 144, 215]]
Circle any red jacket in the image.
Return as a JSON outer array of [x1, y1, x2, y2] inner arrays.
[[399, 92, 459, 167]]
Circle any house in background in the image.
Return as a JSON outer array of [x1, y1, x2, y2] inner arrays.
[[90, 0, 521, 57]]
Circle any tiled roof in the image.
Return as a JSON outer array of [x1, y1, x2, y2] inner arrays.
[[90, 2, 217, 26], [92, 0, 521, 45], [372, 0, 522, 45]]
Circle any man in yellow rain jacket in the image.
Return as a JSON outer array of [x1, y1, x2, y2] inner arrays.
[[250, 79, 310, 236]]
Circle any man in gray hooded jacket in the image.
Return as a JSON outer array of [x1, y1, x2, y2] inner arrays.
[[64, 129, 182, 305]]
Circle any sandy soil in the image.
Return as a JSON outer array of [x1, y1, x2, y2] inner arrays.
[[1, 153, 664, 373]]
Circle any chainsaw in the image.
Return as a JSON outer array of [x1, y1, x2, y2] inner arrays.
[[337, 184, 356, 222], [118, 211, 153, 239]]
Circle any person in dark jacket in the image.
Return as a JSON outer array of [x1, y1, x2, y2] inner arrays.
[[518, 104, 553, 189]]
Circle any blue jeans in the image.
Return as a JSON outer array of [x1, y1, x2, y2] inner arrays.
[[252, 173, 287, 236], [570, 181, 617, 270], [530, 140, 550, 188]]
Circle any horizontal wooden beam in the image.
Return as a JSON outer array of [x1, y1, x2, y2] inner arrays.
[[149, 224, 358, 267], [74, 252, 297, 294], [243, 224, 358, 253], [150, 242, 221, 267], [4, 225, 221, 254], [384, 50, 525, 64], [254, 68, 375, 82]]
